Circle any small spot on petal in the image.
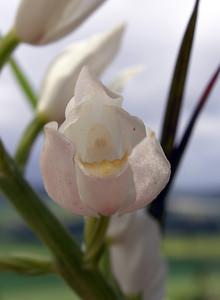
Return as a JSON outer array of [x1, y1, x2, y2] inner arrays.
[[95, 138, 107, 148]]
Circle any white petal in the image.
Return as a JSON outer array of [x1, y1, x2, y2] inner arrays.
[[108, 211, 166, 299], [59, 66, 123, 132], [61, 104, 125, 162], [37, 24, 125, 122], [114, 107, 146, 153], [122, 128, 171, 213], [74, 66, 123, 106], [59, 67, 145, 163], [15, 0, 106, 44], [40, 122, 96, 216], [60, 103, 146, 163], [74, 159, 135, 216]]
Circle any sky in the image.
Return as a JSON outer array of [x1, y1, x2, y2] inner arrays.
[[0, 0, 220, 193]]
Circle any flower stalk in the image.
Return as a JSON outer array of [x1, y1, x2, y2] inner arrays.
[[126, 294, 142, 300], [15, 115, 46, 170], [9, 57, 38, 108], [0, 29, 20, 71], [84, 216, 110, 267]]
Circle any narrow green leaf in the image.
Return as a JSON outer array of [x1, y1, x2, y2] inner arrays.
[[149, 0, 200, 226], [9, 57, 38, 108], [149, 64, 220, 228], [170, 64, 220, 186], [161, 0, 200, 159]]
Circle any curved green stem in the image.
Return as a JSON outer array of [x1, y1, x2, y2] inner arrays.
[[0, 141, 125, 300], [0, 29, 20, 71], [15, 115, 46, 171], [84, 216, 110, 267], [9, 57, 38, 108]]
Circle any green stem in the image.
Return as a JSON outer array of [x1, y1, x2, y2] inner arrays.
[[84, 217, 98, 245], [15, 115, 46, 171], [126, 294, 142, 300], [0, 29, 20, 71], [0, 141, 124, 300], [9, 57, 38, 108], [0, 255, 55, 275], [84, 216, 110, 267]]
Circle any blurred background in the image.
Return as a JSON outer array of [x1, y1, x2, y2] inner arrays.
[[0, 0, 220, 299]]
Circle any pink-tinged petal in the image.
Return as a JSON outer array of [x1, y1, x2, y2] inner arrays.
[[122, 128, 171, 213], [40, 122, 96, 216], [74, 160, 136, 216]]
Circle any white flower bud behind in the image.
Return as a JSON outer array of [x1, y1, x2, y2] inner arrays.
[[14, 0, 106, 44], [108, 211, 166, 300], [37, 24, 125, 122]]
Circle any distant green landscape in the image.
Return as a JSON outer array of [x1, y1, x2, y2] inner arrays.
[[0, 202, 220, 300], [0, 237, 219, 300]]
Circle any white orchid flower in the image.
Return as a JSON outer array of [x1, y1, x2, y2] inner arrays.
[[40, 67, 170, 216], [14, 0, 106, 44], [37, 24, 125, 123], [108, 211, 166, 300]]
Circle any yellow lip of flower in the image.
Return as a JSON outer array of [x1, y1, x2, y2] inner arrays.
[[78, 153, 128, 177]]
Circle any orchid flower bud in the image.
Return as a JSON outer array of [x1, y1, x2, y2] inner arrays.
[[108, 211, 166, 300], [37, 24, 125, 123], [40, 67, 170, 216], [14, 0, 106, 44]]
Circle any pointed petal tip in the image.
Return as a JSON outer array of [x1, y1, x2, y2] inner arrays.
[[112, 22, 127, 35], [97, 23, 126, 50], [75, 65, 123, 105], [76, 65, 94, 83], [44, 121, 59, 132], [74, 64, 99, 98], [79, 65, 90, 75]]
